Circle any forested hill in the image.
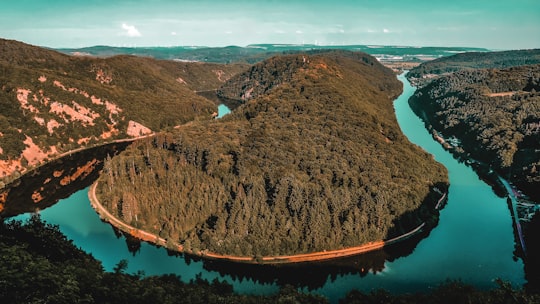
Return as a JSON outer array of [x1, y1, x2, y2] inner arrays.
[[409, 64, 540, 200], [96, 51, 448, 257], [217, 51, 401, 102], [0, 38, 245, 184], [407, 49, 540, 87]]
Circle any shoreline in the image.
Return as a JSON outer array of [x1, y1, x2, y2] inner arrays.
[[0, 133, 154, 192], [89, 180, 445, 265]]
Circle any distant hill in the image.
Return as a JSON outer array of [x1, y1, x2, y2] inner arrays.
[[96, 51, 448, 257], [409, 64, 540, 200], [407, 49, 540, 87], [57, 44, 488, 64], [0, 38, 245, 184]]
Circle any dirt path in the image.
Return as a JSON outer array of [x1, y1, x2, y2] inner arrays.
[[486, 92, 516, 97], [89, 180, 432, 264]]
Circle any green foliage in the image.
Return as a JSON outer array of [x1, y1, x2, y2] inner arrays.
[[410, 64, 540, 200], [113, 259, 129, 274], [341, 279, 539, 304], [98, 51, 448, 257], [56, 44, 488, 65]]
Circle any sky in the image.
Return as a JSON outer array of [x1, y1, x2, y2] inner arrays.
[[1, 0, 539, 49]]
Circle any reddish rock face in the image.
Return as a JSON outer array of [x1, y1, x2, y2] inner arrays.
[[126, 120, 152, 137], [60, 159, 98, 186], [0, 141, 131, 217]]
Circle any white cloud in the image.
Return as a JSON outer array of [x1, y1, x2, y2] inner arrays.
[[383, 28, 390, 33], [121, 23, 141, 37], [295, 30, 303, 34], [171, 31, 177, 36]]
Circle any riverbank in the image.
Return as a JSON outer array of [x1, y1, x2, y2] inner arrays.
[[0, 133, 154, 190], [0, 133, 158, 216], [89, 180, 445, 264], [410, 109, 538, 257]]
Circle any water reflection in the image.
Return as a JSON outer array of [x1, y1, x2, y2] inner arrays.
[[114, 226, 430, 291], [197, 230, 430, 291], [0, 142, 130, 217]]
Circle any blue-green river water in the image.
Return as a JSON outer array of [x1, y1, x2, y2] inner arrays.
[[13, 73, 525, 301]]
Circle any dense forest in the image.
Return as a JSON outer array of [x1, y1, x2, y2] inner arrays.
[[409, 64, 540, 200], [0, 38, 246, 184], [407, 49, 540, 87], [96, 51, 448, 257], [1, 216, 538, 303]]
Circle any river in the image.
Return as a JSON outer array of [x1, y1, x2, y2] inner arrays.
[[11, 73, 525, 301]]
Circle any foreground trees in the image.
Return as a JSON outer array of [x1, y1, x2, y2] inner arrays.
[[1, 216, 538, 303]]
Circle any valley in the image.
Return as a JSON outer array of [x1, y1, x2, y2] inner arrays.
[[0, 39, 538, 301]]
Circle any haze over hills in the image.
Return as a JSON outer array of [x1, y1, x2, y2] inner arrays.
[[57, 44, 489, 64], [0, 38, 246, 184], [407, 49, 540, 87], [96, 50, 448, 257]]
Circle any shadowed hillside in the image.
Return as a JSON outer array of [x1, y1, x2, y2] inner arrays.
[[96, 51, 448, 257], [409, 64, 540, 200]]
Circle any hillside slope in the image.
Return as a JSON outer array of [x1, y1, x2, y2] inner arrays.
[[409, 64, 540, 200], [96, 51, 448, 257], [407, 49, 540, 87], [0, 39, 244, 184]]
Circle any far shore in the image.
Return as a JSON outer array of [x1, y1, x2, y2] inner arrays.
[[89, 181, 445, 265]]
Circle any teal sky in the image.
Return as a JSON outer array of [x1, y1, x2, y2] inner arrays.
[[1, 0, 539, 49]]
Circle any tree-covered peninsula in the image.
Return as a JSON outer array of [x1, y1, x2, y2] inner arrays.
[[409, 64, 540, 200], [96, 51, 448, 258]]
